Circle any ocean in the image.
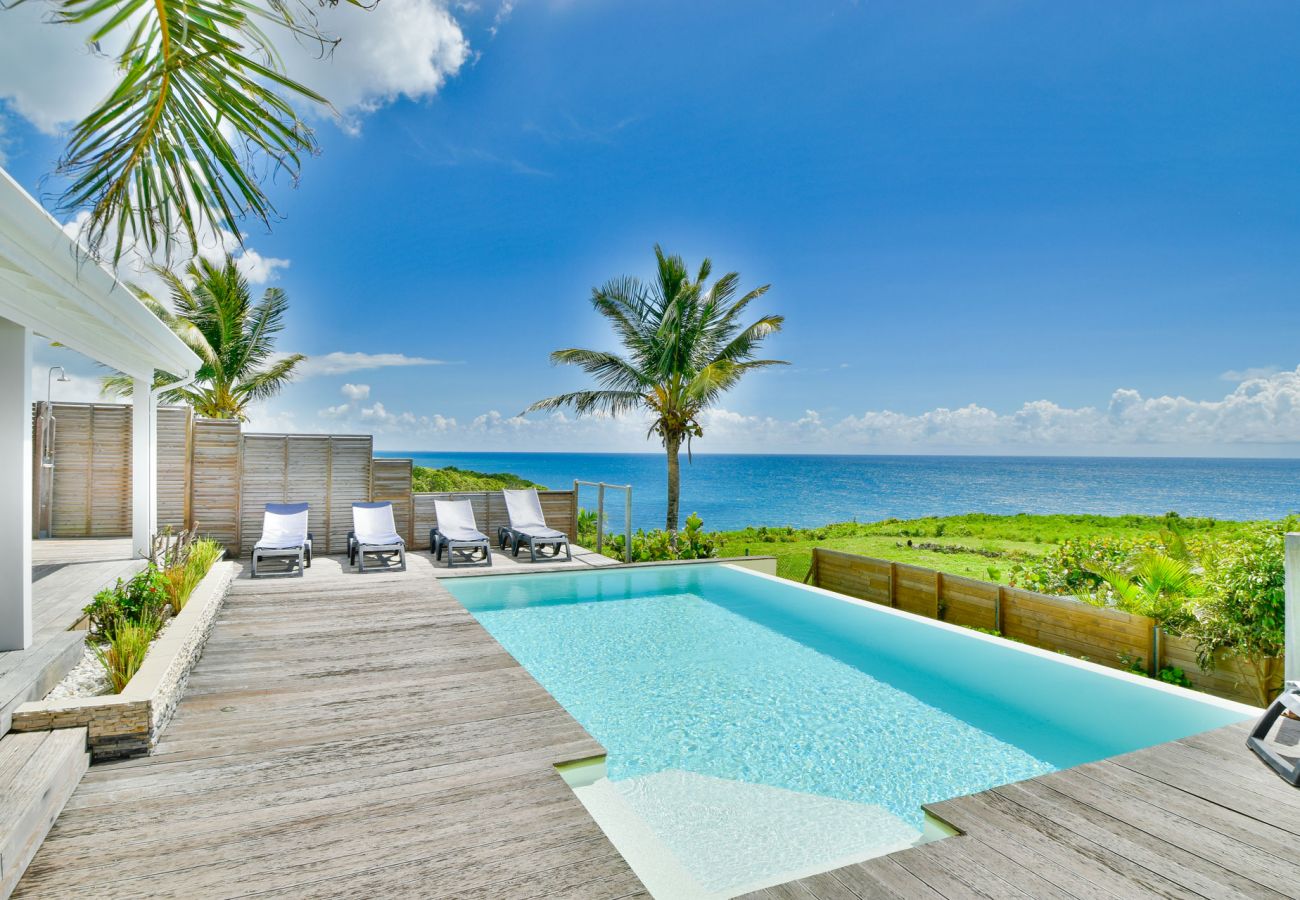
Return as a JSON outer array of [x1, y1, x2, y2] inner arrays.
[[376, 452, 1300, 532]]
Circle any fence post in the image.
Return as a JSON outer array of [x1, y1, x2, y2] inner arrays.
[[1286, 533, 1300, 686], [623, 487, 632, 564], [934, 571, 943, 620], [994, 586, 1004, 633], [571, 480, 579, 542], [1150, 625, 1161, 677], [595, 482, 606, 555], [888, 562, 897, 608]]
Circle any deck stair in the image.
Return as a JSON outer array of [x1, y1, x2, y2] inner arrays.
[[0, 729, 90, 899]]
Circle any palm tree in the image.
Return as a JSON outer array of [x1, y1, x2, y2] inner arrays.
[[24, 0, 357, 263], [102, 256, 304, 420], [528, 245, 786, 534], [1084, 551, 1198, 627]]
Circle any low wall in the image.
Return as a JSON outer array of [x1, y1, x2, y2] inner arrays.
[[12, 559, 234, 759], [809, 547, 1272, 706]]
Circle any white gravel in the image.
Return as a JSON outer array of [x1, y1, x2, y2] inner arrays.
[[44, 616, 177, 701], [45, 644, 110, 699]]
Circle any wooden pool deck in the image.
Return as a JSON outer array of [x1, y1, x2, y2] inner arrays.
[[747, 717, 1300, 899], [14, 549, 1300, 899], [15, 553, 644, 898]]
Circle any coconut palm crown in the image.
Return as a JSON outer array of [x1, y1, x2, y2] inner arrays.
[[528, 245, 786, 533], [102, 256, 304, 420]]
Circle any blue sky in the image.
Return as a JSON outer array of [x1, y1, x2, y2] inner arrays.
[[5, 1, 1300, 454]]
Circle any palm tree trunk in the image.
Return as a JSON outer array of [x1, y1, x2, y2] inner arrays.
[[665, 435, 682, 534]]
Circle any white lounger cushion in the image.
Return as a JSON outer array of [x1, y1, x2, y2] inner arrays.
[[256, 503, 309, 549], [353, 502, 403, 545], [434, 499, 487, 542], [503, 489, 566, 538]]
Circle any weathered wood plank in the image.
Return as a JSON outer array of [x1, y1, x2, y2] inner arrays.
[[15, 554, 641, 897]]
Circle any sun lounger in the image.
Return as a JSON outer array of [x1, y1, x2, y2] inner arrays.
[[431, 499, 492, 567], [251, 502, 312, 578], [349, 502, 406, 573], [500, 489, 571, 562]]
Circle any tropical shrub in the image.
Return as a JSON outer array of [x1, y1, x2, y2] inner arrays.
[[604, 513, 720, 562], [85, 567, 168, 638], [164, 539, 223, 613], [1191, 526, 1288, 706], [411, 465, 544, 493], [94, 612, 162, 693], [1083, 551, 1198, 629]]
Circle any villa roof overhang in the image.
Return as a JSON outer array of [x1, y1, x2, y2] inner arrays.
[[0, 168, 200, 381]]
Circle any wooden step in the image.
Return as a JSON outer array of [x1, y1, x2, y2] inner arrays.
[[0, 729, 89, 899], [0, 633, 86, 736]]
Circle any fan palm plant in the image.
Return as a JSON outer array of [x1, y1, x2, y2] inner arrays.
[[1084, 551, 1199, 627], [528, 245, 786, 534], [102, 256, 304, 419], [24, 0, 358, 263]]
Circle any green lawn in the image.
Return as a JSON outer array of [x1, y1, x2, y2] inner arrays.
[[716, 512, 1264, 582]]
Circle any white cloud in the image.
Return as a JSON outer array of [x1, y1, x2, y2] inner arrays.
[[0, 0, 469, 138], [295, 352, 449, 377], [28, 366, 106, 404], [281, 0, 470, 131], [232, 365, 1300, 455], [59, 211, 289, 294], [1220, 366, 1282, 383], [0, 1, 118, 134]]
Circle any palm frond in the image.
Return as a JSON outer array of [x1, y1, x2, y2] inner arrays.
[[549, 349, 647, 391], [525, 390, 645, 418], [46, 0, 338, 263]]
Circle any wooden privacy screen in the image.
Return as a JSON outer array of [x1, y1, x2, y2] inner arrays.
[[238, 434, 374, 556], [189, 418, 240, 548], [33, 403, 133, 537], [809, 547, 1268, 706], [33, 402, 191, 538], [372, 459, 415, 546], [412, 490, 578, 550], [36, 401, 580, 562]]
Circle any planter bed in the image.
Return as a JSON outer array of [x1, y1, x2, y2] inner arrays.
[[11, 559, 235, 760]]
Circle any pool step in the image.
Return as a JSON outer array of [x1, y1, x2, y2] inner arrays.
[[0, 729, 89, 899]]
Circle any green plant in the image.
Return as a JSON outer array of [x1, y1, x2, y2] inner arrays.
[[83, 588, 126, 639], [528, 245, 786, 534], [101, 257, 304, 420], [85, 566, 169, 639], [1084, 551, 1198, 627], [166, 539, 223, 613], [604, 513, 720, 562], [33, 0, 350, 263], [1159, 666, 1193, 688], [1191, 526, 1289, 706], [94, 612, 162, 693], [411, 466, 544, 493]]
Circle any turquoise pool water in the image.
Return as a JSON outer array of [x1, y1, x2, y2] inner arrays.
[[448, 563, 1252, 896]]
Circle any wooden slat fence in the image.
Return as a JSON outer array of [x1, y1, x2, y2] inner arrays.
[[32, 403, 136, 537], [238, 434, 374, 556], [412, 490, 577, 551], [189, 418, 241, 548], [372, 459, 415, 546], [156, 406, 191, 531], [810, 547, 1271, 706]]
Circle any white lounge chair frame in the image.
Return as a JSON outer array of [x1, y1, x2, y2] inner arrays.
[[431, 499, 492, 568], [251, 502, 313, 578], [499, 489, 571, 562], [349, 502, 406, 573]]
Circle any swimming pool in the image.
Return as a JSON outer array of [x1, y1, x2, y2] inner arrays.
[[447, 562, 1254, 898]]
